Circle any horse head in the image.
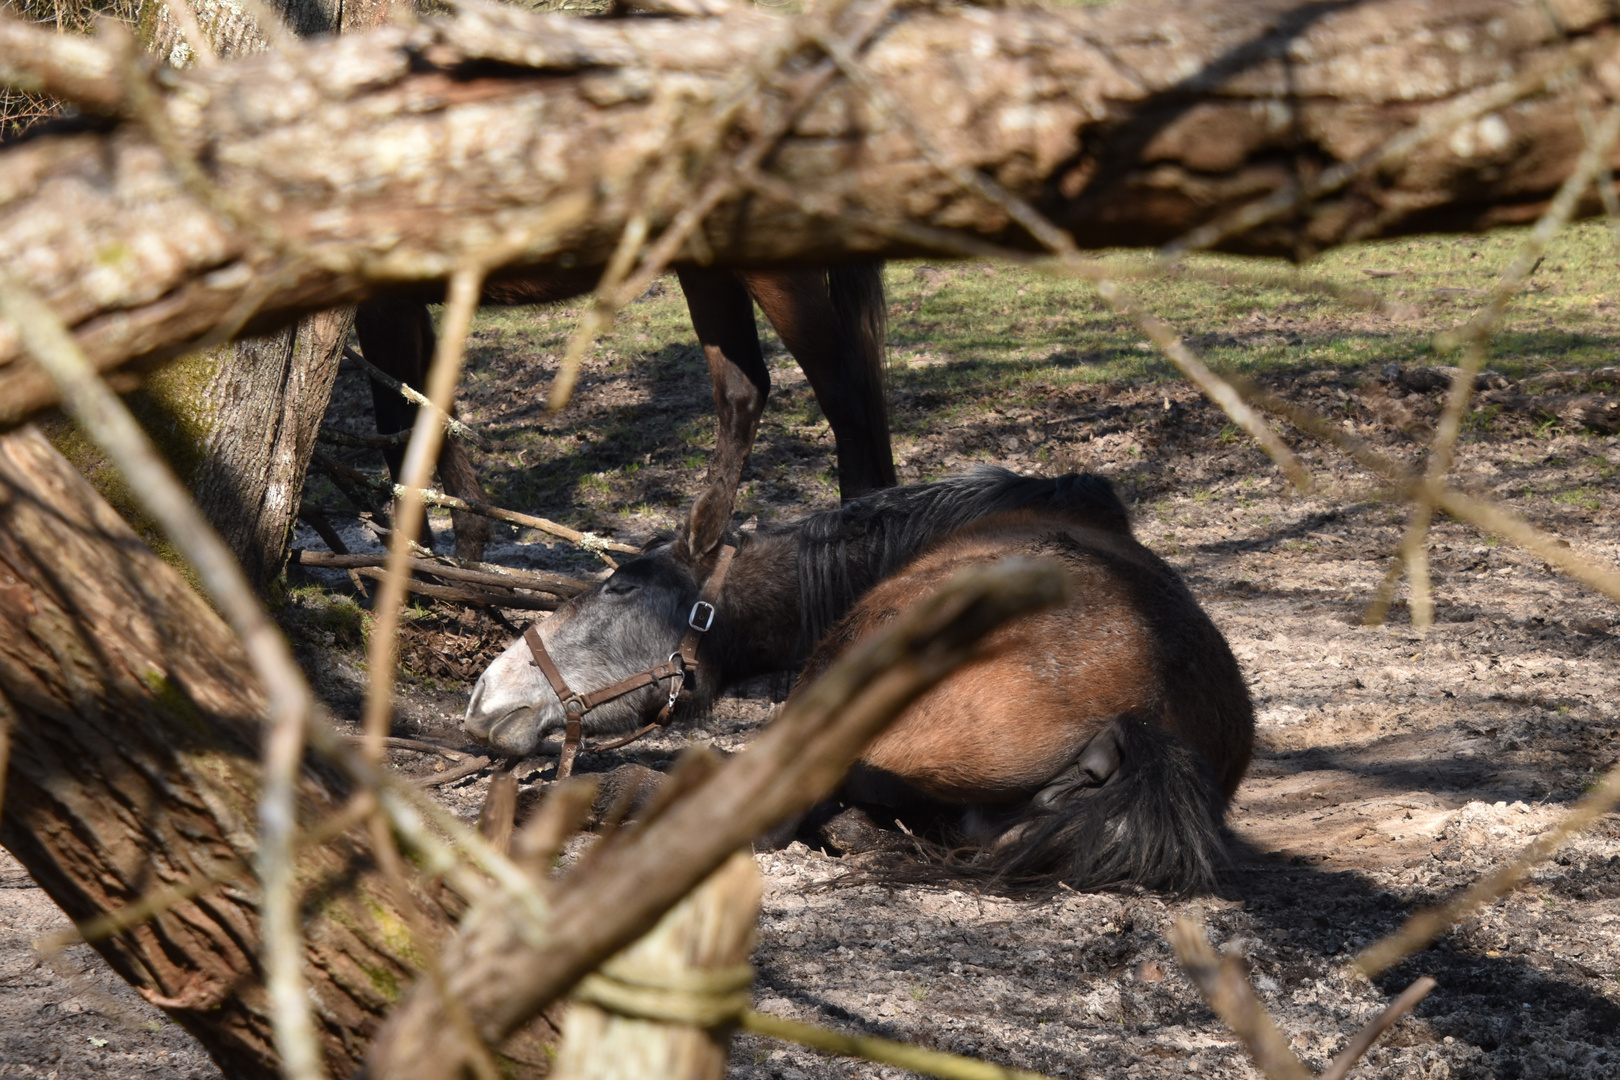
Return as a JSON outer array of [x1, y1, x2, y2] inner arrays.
[[463, 484, 736, 757]]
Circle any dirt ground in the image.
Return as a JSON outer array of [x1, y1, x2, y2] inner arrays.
[[3, 276, 1620, 1078]]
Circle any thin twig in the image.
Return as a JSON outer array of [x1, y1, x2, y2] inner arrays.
[[1097, 280, 1311, 491], [1319, 976, 1437, 1080], [1168, 917, 1311, 1080], [1246, 386, 1620, 608], [367, 803, 503, 1080], [338, 565, 564, 611], [341, 735, 475, 761], [1162, 43, 1599, 255], [0, 271, 328, 1080], [391, 483, 637, 556], [741, 1009, 1053, 1080], [347, 347, 491, 450], [545, 0, 898, 411], [292, 549, 589, 595], [361, 266, 486, 764], [810, 24, 1076, 258], [1368, 104, 1620, 629], [414, 755, 495, 787], [43, 791, 378, 953], [1357, 745, 1620, 976]]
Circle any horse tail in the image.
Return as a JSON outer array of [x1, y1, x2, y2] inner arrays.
[[982, 717, 1231, 895], [827, 262, 895, 487]]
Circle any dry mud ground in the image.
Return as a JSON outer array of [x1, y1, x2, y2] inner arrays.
[[4, 302, 1620, 1079]]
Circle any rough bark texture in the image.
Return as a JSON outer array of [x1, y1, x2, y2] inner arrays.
[[0, 425, 509, 1078], [3, 0, 1618, 423], [80, 0, 391, 590], [182, 312, 351, 590]]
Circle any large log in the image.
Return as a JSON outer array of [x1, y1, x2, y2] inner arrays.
[[0, 425, 548, 1078], [49, 0, 398, 590], [2, 0, 1618, 424]]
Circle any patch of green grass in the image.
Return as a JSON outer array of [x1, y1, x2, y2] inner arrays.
[[406, 215, 1620, 536], [1552, 487, 1602, 511]]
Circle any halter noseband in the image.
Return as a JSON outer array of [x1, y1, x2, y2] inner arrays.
[[522, 543, 737, 780]]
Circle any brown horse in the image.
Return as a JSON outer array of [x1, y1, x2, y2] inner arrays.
[[355, 264, 895, 559], [791, 506, 1254, 893], [464, 468, 1253, 894]]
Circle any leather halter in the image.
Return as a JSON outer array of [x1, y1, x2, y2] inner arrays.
[[523, 544, 736, 780]]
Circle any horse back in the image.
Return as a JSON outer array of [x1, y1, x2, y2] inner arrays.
[[796, 510, 1253, 803]]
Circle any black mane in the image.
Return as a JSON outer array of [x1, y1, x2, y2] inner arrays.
[[792, 467, 1131, 649]]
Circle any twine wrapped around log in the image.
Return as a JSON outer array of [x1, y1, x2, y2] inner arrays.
[[553, 850, 761, 1080]]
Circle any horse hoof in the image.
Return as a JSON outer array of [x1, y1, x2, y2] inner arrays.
[[586, 762, 666, 828], [810, 805, 890, 856]]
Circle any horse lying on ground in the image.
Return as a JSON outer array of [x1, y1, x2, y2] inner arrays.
[[354, 264, 895, 559], [464, 468, 1253, 893]]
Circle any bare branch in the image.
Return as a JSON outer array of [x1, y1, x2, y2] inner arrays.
[[361, 266, 485, 761], [392, 483, 638, 556], [291, 548, 589, 595], [1357, 755, 1620, 978], [1319, 976, 1437, 1080], [1097, 281, 1311, 490], [348, 347, 491, 450], [1368, 103, 1620, 629], [1169, 917, 1312, 1080]]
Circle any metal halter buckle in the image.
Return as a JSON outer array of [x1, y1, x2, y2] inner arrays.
[[664, 652, 684, 711], [688, 600, 717, 632], [563, 696, 585, 716]]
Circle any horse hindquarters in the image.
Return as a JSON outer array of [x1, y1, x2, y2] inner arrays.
[[988, 717, 1229, 895]]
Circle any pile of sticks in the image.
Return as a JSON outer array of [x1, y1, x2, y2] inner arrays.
[[291, 549, 589, 612]]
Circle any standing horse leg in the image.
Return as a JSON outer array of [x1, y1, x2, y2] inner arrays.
[[675, 267, 771, 519], [742, 264, 896, 501], [354, 297, 493, 561]]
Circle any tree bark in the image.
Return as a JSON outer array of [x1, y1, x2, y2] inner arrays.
[[61, 0, 399, 591], [0, 425, 550, 1077], [2, 0, 1619, 423]]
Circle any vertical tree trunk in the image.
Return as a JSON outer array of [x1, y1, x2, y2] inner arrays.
[[131, 310, 353, 590], [83, 0, 398, 591]]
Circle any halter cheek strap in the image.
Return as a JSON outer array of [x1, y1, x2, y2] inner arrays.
[[523, 543, 736, 781]]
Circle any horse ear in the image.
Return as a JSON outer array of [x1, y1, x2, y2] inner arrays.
[[681, 483, 733, 562]]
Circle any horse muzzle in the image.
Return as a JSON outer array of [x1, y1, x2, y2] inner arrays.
[[464, 676, 554, 756]]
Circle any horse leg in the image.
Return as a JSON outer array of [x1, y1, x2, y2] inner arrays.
[[354, 297, 492, 560], [742, 265, 897, 501], [674, 266, 771, 517]]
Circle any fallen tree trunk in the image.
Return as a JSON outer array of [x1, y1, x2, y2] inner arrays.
[[49, 0, 397, 590], [3, 0, 1619, 424], [0, 425, 548, 1078]]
